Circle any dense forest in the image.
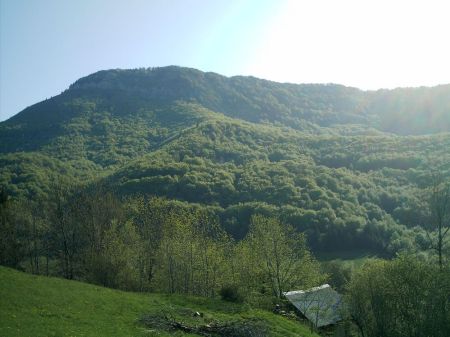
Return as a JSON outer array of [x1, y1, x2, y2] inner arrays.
[[1, 66, 449, 336], [1, 67, 449, 254]]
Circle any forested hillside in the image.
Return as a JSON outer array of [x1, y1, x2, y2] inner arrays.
[[1, 66, 450, 337], [1, 66, 449, 258]]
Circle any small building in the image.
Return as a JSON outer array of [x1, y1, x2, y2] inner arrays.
[[283, 284, 343, 328]]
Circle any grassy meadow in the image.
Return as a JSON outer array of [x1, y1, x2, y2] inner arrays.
[[0, 266, 319, 337]]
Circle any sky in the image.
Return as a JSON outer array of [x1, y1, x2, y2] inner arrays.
[[1, 0, 450, 121]]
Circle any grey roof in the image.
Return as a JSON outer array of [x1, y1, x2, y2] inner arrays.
[[283, 284, 343, 327]]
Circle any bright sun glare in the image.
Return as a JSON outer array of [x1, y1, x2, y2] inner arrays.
[[245, 0, 450, 89]]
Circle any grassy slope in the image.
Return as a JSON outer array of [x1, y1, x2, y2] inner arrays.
[[0, 267, 319, 337]]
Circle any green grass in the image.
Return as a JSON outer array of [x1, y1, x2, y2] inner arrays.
[[0, 267, 319, 337]]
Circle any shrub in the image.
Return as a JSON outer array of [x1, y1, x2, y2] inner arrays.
[[219, 285, 244, 303]]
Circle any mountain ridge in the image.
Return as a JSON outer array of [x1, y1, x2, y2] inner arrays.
[[5, 66, 450, 137]]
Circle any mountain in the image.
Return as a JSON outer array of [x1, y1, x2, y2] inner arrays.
[[1, 66, 449, 254]]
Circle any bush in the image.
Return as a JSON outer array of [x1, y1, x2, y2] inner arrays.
[[219, 285, 244, 303]]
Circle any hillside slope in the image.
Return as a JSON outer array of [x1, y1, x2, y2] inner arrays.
[[0, 267, 319, 337], [2, 67, 450, 154], [0, 66, 449, 255]]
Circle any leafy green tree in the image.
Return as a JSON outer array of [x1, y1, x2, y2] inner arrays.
[[321, 261, 352, 292], [47, 182, 80, 279], [246, 215, 324, 298], [0, 189, 24, 268], [125, 196, 169, 290], [424, 173, 450, 269], [70, 185, 125, 283], [153, 208, 231, 296], [346, 255, 450, 337], [88, 220, 142, 290]]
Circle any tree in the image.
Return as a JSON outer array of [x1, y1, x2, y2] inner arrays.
[[153, 208, 231, 297], [0, 188, 23, 268], [425, 172, 450, 269], [71, 184, 125, 283], [346, 255, 450, 337], [88, 219, 142, 290], [321, 260, 352, 292], [246, 215, 324, 298], [125, 196, 170, 290], [20, 199, 46, 275], [48, 182, 77, 279]]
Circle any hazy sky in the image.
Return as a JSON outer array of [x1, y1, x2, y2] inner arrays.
[[1, 0, 449, 121]]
